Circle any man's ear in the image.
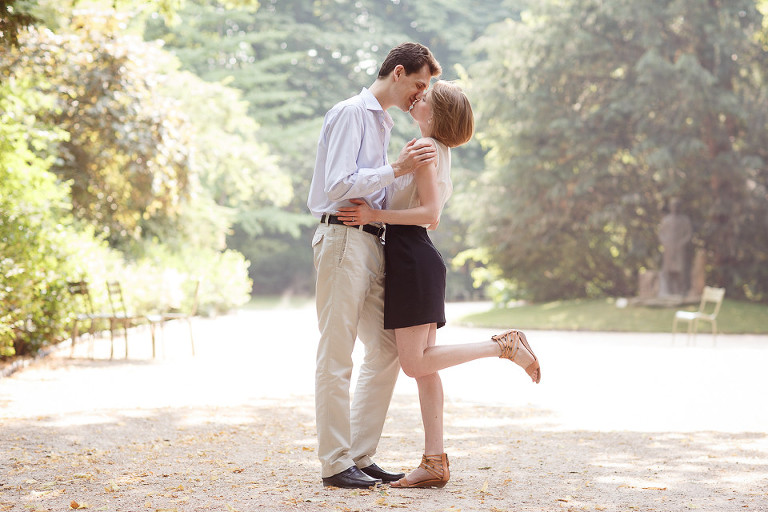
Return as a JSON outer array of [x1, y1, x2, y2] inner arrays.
[[393, 64, 404, 81]]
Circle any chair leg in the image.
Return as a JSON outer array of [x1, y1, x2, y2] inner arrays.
[[187, 318, 195, 357], [686, 319, 694, 346], [71, 322, 80, 357], [109, 319, 116, 360], [712, 319, 718, 347], [123, 320, 129, 359], [692, 318, 701, 345], [160, 321, 166, 359], [149, 322, 157, 359], [87, 323, 96, 359]]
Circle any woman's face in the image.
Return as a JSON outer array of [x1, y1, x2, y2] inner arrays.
[[409, 90, 433, 131]]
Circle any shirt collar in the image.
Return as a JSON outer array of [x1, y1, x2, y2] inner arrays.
[[360, 87, 394, 129]]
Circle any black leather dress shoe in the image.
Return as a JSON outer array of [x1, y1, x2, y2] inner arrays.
[[322, 466, 382, 489], [360, 463, 405, 482]]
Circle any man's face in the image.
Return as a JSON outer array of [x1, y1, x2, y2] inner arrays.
[[393, 64, 433, 112]]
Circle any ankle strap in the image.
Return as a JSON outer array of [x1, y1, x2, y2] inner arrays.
[[493, 330, 521, 360], [419, 453, 449, 479]]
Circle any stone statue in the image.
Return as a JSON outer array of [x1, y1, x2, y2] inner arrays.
[[658, 198, 692, 297]]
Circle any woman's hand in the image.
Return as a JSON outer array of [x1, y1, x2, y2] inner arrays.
[[337, 199, 376, 226]]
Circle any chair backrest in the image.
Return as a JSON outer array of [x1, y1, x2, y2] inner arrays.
[[699, 286, 725, 317], [68, 281, 95, 316], [106, 281, 128, 316]]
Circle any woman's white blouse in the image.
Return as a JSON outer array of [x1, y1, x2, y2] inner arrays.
[[385, 138, 452, 227]]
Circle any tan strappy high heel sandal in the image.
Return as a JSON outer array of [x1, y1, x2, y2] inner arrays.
[[390, 453, 450, 488], [492, 329, 541, 383]]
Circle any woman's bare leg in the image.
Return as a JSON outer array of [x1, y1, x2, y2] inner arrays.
[[393, 324, 538, 485], [397, 324, 446, 483], [395, 325, 535, 380], [416, 324, 443, 455]]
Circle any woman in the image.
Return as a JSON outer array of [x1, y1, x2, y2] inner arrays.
[[337, 81, 541, 489]]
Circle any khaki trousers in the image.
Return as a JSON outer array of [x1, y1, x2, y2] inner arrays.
[[312, 222, 400, 478]]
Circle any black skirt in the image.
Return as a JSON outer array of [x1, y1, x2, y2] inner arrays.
[[384, 224, 446, 329]]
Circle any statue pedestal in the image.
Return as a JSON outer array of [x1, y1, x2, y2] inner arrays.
[[629, 248, 706, 308], [629, 268, 701, 307], [629, 294, 698, 307]]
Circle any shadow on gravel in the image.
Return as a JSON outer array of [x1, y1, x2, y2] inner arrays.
[[2, 396, 766, 512]]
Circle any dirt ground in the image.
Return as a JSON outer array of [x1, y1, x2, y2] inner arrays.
[[1, 303, 767, 512]]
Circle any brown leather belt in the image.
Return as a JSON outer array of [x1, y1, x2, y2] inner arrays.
[[321, 214, 385, 240]]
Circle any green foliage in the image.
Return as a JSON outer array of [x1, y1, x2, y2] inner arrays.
[[8, 17, 194, 248], [145, 0, 523, 183], [195, 249, 252, 314], [460, 298, 768, 334], [20, 0, 185, 33], [1, 9, 269, 356], [467, 0, 768, 301], [452, 248, 516, 303], [120, 243, 252, 316], [160, 69, 299, 248], [143, 0, 524, 296], [0, 0, 38, 47], [0, 76, 71, 355], [227, 223, 314, 295], [172, 72, 289, 209], [0, 70, 250, 355], [8, 11, 287, 254]]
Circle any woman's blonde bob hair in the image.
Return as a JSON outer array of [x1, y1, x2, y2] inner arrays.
[[429, 81, 474, 148]]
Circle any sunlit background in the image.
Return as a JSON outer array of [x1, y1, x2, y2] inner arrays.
[[3, 0, 768, 360]]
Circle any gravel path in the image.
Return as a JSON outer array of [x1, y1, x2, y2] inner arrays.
[[1, 302, 767, 511]]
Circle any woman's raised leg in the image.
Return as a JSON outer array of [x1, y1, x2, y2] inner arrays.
[[391, 323, 540, 488], [395, 325, 537, 380]]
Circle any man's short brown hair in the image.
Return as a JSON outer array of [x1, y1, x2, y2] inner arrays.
[[378, 42, 441, 79]]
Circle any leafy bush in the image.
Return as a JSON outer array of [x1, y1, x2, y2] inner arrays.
[[0, 78, 252, 357], [120, 242, 252, 317], [0, 78, 72, 356], [0, 15, 267, 358]]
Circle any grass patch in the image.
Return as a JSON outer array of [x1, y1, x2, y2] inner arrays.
[[458, 298, 768, 334]]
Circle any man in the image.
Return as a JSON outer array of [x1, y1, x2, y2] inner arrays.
[[307, 42, 442, 489]]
